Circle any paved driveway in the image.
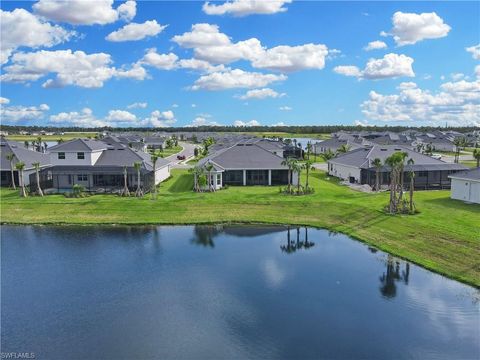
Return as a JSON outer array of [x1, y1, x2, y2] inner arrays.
[[166, 142, 197, 169]]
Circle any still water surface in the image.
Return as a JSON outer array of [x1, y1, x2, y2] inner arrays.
[[1, 225, 479, 359]]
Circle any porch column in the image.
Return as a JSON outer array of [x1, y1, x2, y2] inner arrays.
[[243, 170, 246, 186], [268, 170, 272, 185]]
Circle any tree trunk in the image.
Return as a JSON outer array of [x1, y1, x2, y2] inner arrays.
[[135, 169, 143, 197], [297, 172, 301, 194], [409, 174, 414, 213], [152, 163, 157, 199], [19, 170, 26, 197], [10, 162, 16, 190], [375, 169, 379, 191], [35, 168, 44, 196], [122, 169, 130, 196], [305, 168, 309, 190], [288, 169, 291, 193]]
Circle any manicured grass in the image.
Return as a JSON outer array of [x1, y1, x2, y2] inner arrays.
[[6, 132, 98, 142], [158, 145, 182, 157], [238, 132, 331, 140], [1, 170, 479, 287], [460, 160, 478, 168]]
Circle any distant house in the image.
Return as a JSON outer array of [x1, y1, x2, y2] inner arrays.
[[448, 168, 480, 204], [144, 136, 166, 151], [328, 145, 468, 190], [197, 142, 298, 190], [414, 134, 456, 152], [1, 138, 51, 187], [46, 139, 170, 191], [313, 138, 364, 154]]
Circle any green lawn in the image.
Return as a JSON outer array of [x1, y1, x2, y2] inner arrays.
[[6, 132, 98, 142], [1, 169, 479, 287], [460, 160, 478, 168], [158, 145, 183, 157]]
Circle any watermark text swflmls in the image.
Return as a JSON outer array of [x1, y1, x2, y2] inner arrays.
[[1, 353, 35, 359]]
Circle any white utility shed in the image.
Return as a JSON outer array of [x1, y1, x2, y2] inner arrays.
[[448, 168, 480, 204]]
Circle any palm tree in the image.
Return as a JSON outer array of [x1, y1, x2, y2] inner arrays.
[[337, 143, 351, 155], [133, 161, 144, 197], [15, 162, 27, 197], [291, 159, 302, 194], [204, 163, 215, 192], [473, 148, 480, 168], [150, 151, 161, 199], [189, 166, 204, 192], [31, 162, 44, 196], [407, 158, 415, 213], [385, 152, 408, 214], [303, 160, 315, 191], [372, 158, 382, 191], [5, 153, 16, 190], [24, 140, 29, 149], [397, 151, 408, 203], [36, 136, 42, 152], [121, 166, 130, 196], [321, 149, 335, 162], [453, 137, 466, 163], [281, 157, 295, 193], [306, 142, 312, 160]]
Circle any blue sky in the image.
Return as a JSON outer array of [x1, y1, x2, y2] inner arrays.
[[1, 0, 479, 128]]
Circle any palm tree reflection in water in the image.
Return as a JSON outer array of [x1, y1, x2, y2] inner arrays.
[[379, 255, 410, 299], [280, 227, 315, 254]]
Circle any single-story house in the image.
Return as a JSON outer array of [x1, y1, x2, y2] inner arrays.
[[313, 138, 364, 154], [328, 145, 468, 190], [448, 168, 480, 204], [1, 138, 51, 187], [197, 142, 299, 191], [144, 136, 167, 151], [46, 138, 170, 191]]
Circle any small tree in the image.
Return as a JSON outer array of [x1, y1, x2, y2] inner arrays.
[[5, 153, 16, 190], [303, 160, 315, 191], [150, 151, 161, 199], [372, 158, 382, 191], [336, 143, 351, 155], [473, 148, 480, 168], [190, 166, 204, 192], [24, 140, 29, 149], [291, 159, 302, 194], [407, 158, 415, 213], [31, 162, 44, 196], [281, 157, 295, 193], [134, 162, 144, 197], [321, 149, 335, 162], [204, 163, 215, 192], [121, 166, 130, 196], [15, 162, 27, 197]]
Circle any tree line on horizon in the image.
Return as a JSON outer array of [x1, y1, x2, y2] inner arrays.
[[0, 124, 478, 134]]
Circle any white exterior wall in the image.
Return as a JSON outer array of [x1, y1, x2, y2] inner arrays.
[[50, 150, 103, 166], [154, 165, 170, 185], [451, 178, 480, 204], [291, 171, 299, 185], [328, 162, 361, 183]]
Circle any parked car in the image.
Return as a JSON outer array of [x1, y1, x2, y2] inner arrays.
[[431, 153, 442, 160], [177, 155, 186, 160]]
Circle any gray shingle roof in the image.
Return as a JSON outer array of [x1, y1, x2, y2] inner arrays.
[[94, 147, 169, 171], [1, 139, 51, 170], [448, 168, 480, 181], [199, 143, 287, 170], [48, 139, 107, 152], [329, 145, 467, 171]]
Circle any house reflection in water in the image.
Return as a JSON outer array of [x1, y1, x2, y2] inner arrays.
[[280, 227, 315, 254], [379, 255, 410, 299], [190, 224, 288, 248]]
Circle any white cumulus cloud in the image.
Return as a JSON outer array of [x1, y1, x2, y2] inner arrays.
[[140, 48, 178, 70], [1, 102, 50, 122], [361, 79, 480, 126], [203, 0, 291, 17], [127, 102, 147, 109], [387, 11, 451, 46], [1, 49, 147, 88], [233, 119, 260, 127], [364, 40, 387, 51], [33, 0, 136, 25], [466, 44, 480, 60], [0, 8, 74, 65], [237, 88, 285, 100], [334, 53, 415, 80], [191, 68, 286, 91], [106, 20, 167, 42]]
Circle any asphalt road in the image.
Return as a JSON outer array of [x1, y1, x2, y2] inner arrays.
[[166, 142, 197, 168]]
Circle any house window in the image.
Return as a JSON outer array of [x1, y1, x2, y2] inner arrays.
[[418, 171, 428, 177], [77, 152, 85, 160], [216, 174, 221, 186], [77, 174, 88, 181], [58, 152, 65, 159]]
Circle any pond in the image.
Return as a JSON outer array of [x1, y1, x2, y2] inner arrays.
[[1, 225, 479, 359]]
